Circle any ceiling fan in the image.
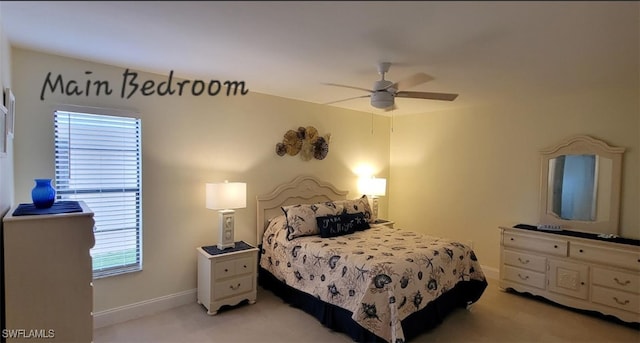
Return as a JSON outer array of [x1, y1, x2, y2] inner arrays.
[[324, 62, 458, 111]]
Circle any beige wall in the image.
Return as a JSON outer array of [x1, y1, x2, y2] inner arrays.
[[0, 3, 13, 217], [389, 88, 639, 268], [11, 48, 390, 312]]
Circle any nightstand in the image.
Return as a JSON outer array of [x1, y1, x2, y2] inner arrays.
[[196, 241, 259, 315], [372, 219, 395, 228]]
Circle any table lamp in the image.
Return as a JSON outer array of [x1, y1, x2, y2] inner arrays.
[[206, 181, 247, 250], [358, 177, 386, 220]]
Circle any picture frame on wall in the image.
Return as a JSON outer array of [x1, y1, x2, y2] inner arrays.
[[5, 88, 15, 137]]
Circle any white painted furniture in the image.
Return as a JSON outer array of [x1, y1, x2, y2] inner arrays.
[[499, 226, 640, 324], [2, 201, 95, 343], [196, 241, 258, 315]]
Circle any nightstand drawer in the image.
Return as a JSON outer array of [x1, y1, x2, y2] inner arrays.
[[214, 259, 237, 278], [213, 275, 254, 300], [235, 257, 255, 275], [214, 255, 255, 278]]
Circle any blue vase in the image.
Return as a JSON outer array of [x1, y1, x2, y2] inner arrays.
[[31, 179, 56, 209]]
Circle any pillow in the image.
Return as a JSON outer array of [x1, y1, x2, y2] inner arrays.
[[335, 195, 373, 223], [281, 201, 343, 240], [263, 215, 287, 246], [316, 213, 370, 238]]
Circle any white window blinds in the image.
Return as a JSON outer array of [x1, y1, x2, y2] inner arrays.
[[54, 110, 142, 278]]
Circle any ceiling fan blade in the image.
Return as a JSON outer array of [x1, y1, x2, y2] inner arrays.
[[395, 91, 458, 101], [324, 94, 371, 105], [322, 83, 373, 93], [388, 73, 434, 91]]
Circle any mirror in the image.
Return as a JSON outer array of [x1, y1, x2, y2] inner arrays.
[[540, 135, 624, 235]]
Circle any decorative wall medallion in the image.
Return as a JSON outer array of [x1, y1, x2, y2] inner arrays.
[[275, 126, 331, 161]]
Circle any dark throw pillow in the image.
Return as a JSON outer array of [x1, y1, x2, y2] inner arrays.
[[316, 213, 370, 238]]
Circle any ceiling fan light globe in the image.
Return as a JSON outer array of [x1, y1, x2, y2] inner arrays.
[[371, 91, 394, 109]]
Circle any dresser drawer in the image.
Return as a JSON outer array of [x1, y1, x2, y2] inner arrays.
[[213, 275, 254, 300], [503, 265, 546, 289], [503, 250, 546, 272], [504, 231, 568, 257], [592, 285, 640, 314], [570, 242, 640, 271], [592, 267, 640, 294]]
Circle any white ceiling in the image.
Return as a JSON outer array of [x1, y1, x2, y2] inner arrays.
[[1, 1, 638, 116]]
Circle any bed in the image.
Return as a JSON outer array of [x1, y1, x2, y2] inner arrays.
[[256, 176, 488, 343]]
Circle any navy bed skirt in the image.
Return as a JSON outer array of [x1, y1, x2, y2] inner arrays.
[[258, 266, 488, 342]]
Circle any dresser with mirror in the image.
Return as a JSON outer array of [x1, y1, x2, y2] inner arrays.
[[499, 135, 639, 324]]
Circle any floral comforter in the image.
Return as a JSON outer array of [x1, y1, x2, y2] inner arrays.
[[259, 216, 487, 343]]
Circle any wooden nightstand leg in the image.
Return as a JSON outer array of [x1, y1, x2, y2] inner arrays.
[[248, 299, 256, 305], [207, 309, 218, 316]]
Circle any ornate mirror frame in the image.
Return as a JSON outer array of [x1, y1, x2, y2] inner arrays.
[[539, 135, 625, 235]]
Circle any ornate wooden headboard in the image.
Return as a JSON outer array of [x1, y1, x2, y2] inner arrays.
[[256, 175, 348, 245]]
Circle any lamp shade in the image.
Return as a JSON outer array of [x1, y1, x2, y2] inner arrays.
[[206, 181, 247, 210], [358, 177, 386, 197]]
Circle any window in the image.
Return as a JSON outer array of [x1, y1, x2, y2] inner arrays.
[[54, 108, 142, 278]]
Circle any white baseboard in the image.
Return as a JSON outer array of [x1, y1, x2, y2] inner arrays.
[[481, 264, 499, 281], [93, 288, 197, 329]]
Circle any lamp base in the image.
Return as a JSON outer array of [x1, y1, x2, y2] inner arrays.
[[371, 196, 379, 221], [217, 241, 235, 250], [217, 210, 236, 250]]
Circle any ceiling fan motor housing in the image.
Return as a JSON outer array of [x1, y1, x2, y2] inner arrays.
[[371, 91, 394, 109]]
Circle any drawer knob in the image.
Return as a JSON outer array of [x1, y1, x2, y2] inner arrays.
[[517, 258, 530, 264], [517, 274, 529, 281], [613, 297, 630, 306], [224, 268, 229, 272], [230, 283, 241, 290], [510, 238, 514, 241], [579, 249, 583, 253], [554, 245, 558, 248], [243, 265, 247, 269], [613, 277, 631, 286]]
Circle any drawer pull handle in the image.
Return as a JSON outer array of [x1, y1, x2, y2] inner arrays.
[[230, 283, 241, 290], [613, 297, 630, 306], [517, 274, 529, 281], [517, 258, 530, 264], [613, 278, 631, 286]]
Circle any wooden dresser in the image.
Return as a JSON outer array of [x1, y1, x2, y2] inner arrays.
[[499, 226, 640, 324], [2, 201, 95, 342]]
